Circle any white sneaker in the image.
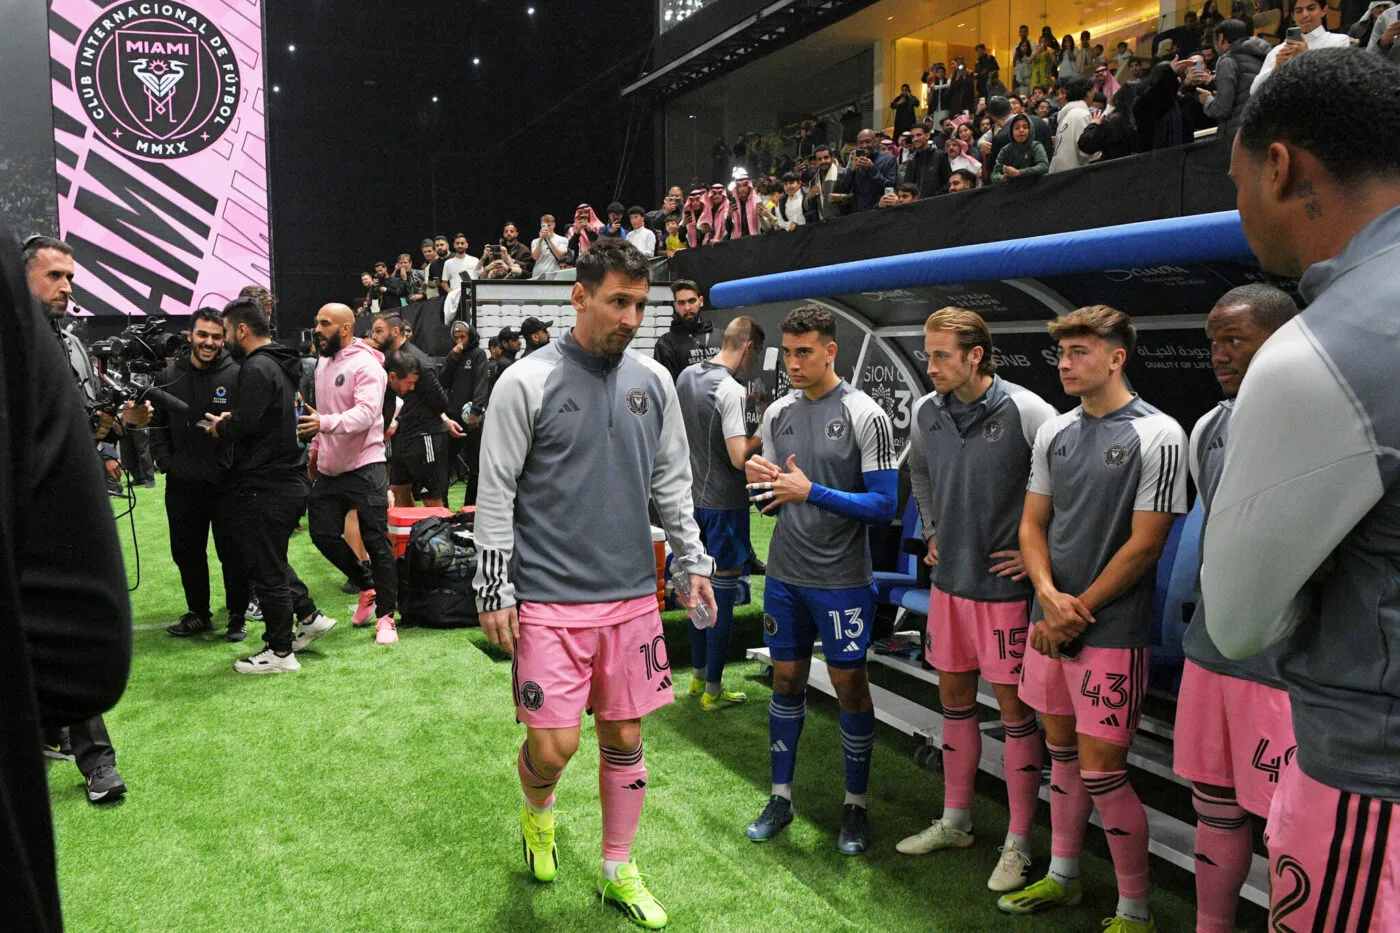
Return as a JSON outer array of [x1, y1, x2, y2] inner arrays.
[[291, 611, 337, 651], [234, 648, 301, 675], [987, 844, 1034, 892], [895, 818, 975, 855]]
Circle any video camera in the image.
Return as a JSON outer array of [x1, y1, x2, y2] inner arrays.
[[86, 320, 190, 422]]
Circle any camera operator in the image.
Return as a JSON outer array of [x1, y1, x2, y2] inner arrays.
[[203, 299, 336, 674], [23, 234, 134, 804], [5, 225, 133, 930], [150, 308, 251, 642]]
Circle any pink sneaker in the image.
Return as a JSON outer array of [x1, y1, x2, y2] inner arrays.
[[352, 589, 377, 627], [374, 615, 398, 645]]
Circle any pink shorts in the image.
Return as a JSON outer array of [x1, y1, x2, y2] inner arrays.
[[1173, 660, 1296, 817], [1018, 642, 1147, 747], [512, 601, 673, 729], [1265, 765, 1400, 932], [924, 588, 1029, 685]]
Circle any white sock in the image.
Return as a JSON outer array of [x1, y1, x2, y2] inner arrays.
[[941, 806, 973, 832], [1116, 895, 1151, 924], [602, 858, 625, 881], [523, 795, 552, 815], [845, 792, 867, 808], [706, 681, 722, 697], [1003, 831, 1030, 853], [1048, 855, 1081, 887], [772, 783, 792, 801]]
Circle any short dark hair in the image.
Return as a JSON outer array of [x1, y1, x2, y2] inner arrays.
[[780, 304, 837, 343], [379, 314, 406, 333], [950, 168, 979, 188], [812, 143, 832, 156], [503, 221, 518, 230], [780, 171, 800, 183], [1238, 49, 1400, 187], [385, 350, 421, 379], [22, 235, 72, 268], [1047, 305, 1136, 356], [190, 307, 224, 329], [897, 182, 920, 196], [222, 297, 270, 338], [1215, 283, 1299, 331], [671, 278, 700, 298], [576, 237, 651, 292], [434, 234, 448, 242], [420, 238, 434, 248], [987, 96, 1012, 120], [627, 205, 646, 219], [1063, 75, 1094, 103], [453, 232, 467, 241]]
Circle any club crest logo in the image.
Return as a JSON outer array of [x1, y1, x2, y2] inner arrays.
[[983, 420, 1005, 443], [76, 3, 242, 160], [335, 374, 346, 387], [1104, 443, 1129, 468], [763, 613, 778, 636], [625, 387, 649, 416], [825, 419, 847, 440], [214, 386, 227, 398], [519, 681, 545, 711]]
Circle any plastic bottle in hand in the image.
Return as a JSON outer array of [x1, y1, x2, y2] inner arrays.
[[672, 570, 715, 629]]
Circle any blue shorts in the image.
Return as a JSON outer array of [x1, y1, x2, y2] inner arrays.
[[694, 507, 750, 572], [763, 577, 876, 669]]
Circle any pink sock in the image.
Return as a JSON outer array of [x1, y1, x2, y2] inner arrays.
[[1083, 769, 1151, 899], [518, 742, 559, 809], [1047, 743, 1093, 859], [1002, 718, 1043, 839], [1191, 789, 1252, 933], [599, 742, 647, 862], [941, 704, 981, 812]]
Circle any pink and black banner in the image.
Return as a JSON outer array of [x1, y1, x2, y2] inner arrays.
[[48, 0, 269, 318]]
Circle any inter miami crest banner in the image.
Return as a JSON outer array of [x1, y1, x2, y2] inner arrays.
[[48, 0, 269, 317]]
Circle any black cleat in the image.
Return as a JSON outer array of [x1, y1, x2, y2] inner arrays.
[[341, 578, 362, 595], [745, 795, 794, 841], [748, 555, 766, 576], [837, 804, 870, 855], [225, 619, 248, 643], [85, 765, 127, 804], [166, 612, 213, 637]]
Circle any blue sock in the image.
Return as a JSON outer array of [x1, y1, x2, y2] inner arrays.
[[839, 706, 876, 797], [706, 577, 738, 688], [769, 691, 806, 787]]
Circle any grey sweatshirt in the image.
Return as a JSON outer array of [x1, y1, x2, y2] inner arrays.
[[473, 332, 713, 611], [1203, 204, 1400, 801]]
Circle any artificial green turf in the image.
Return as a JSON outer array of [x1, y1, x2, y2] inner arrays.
[[46, 479, 1262, 931]]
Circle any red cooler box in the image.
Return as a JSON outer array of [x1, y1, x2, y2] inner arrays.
[[389, 506, 474, 558]]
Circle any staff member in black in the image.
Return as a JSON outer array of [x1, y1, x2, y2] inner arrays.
[[205, 299, 335, 675], [153, 308, 251, 642], [440, 320, 488, 506]]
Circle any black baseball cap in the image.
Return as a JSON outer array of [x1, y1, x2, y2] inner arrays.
[[520, 316, 553, 336], [498, 326, 520, 343]]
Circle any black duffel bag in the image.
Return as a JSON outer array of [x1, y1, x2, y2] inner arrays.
[[396, 510, 479, 628]]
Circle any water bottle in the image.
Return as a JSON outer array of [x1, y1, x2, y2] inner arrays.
[[672, 569, 715, 629]]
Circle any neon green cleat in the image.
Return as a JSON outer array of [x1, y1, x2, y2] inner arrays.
[[688, 677, 704, 697], [700, 690, 748, 711], [520, 805, 558, 882], [1101, 915, 1156, 932], [996, 875, 1083, 914], [598, 860, 668, 929]]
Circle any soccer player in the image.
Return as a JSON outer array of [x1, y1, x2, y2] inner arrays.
[[897, 308, 1057, 893], [1203, 51, 1400, 930], [675, 316, 765, 710], [1004, 305, 1186, 932], [1171, 285, 1298, 933], [473, 239, 715, 931], [743, 305, 898, 855]]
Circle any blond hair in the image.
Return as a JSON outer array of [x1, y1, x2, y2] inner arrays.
[[925, 307, 996, 376]]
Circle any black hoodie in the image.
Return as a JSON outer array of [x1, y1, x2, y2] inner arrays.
[[216, 342, 308, 493], [440, 329, 488, 420], [652, 313, 717, 383], [150, 347, 240, 485]]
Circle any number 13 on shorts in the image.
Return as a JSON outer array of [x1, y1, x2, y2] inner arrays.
[[828, 608, 865, 643]]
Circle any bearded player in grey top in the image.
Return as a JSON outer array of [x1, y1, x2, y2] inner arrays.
[[473, 238, 716, 931], [742, 305, 898, 856], [1004, 305, 1186, 933], [1203, 50, 1400, 931]]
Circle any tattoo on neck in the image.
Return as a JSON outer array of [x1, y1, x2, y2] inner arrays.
[[1305, 200, 1323, 220], [1298, 181, 1315, 199]]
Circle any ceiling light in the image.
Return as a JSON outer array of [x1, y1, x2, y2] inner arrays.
[[287, 43, 296, 52], [432, 95, 439, 102], [527, 6, 535, 13], [473, 57, 481, 65], [272, 85, 280, 93]]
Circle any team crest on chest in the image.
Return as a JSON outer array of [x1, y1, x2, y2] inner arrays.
[[825, 419, 847, 440], [335, 373, 346, 387], [983, 420, 1005, 443], [1104, 443, 1128, 468], [625, 387, 649, 416]]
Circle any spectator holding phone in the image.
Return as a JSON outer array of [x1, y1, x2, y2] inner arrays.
[[531, 215, 570, 279], [1253, 0, 1352, 90]]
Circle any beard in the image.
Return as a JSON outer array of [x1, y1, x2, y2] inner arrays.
[[317, 332, 343, 357], [40, 299, 67, 322], [227, 341, 247, 360]]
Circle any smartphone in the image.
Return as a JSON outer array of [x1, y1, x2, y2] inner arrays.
[[1192, 59, 1204, 73], [1286, 26, 1303, 41], [196, 418, 214, 430], [884, 186, 895, 197]]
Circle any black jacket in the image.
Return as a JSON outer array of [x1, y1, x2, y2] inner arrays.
[[385, 340, 451, 439], [1078, 112, 1138, 162], [652, 314, 717, 383], [150, 348, 240, 485], [474, 351, 517, 413], [440, 333, 488, 420], [217, 342, 308, 493], [0, 225, 132, 933], [903, 146, 951, 198]]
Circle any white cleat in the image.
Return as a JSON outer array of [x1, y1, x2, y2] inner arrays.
[[895, 818, 974, 855]]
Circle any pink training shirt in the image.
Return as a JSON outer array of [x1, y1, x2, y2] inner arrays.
[[310, 338, 387, 475]]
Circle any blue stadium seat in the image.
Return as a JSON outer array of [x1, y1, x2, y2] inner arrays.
[[873, 497, 922, 607], [1149, 503, 1204, 695]]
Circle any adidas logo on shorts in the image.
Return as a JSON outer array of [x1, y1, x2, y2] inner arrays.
[[656, 674, 673, 691], [1100, 714, 1121, 727]]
